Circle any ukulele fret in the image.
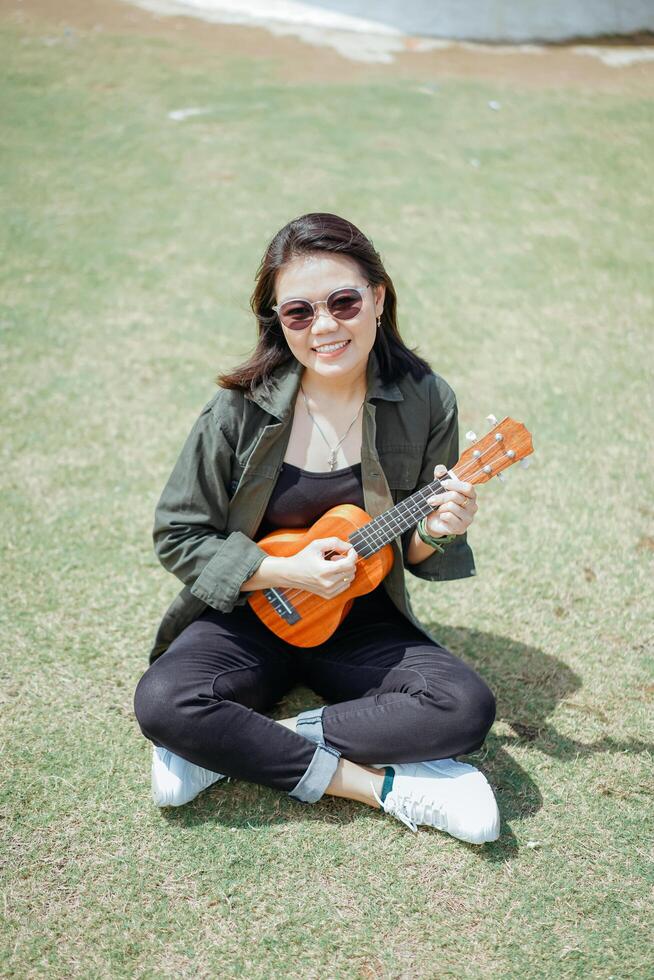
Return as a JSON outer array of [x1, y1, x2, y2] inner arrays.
[[348, 478, 448, 556]]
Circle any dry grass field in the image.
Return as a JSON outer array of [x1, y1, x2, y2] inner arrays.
[[1, 2, 653, 976]]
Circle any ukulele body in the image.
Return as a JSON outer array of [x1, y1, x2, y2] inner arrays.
[[246, 416, 534, 647], [246, 503, 395, 647]]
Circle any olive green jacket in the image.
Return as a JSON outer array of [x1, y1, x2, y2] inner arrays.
[[148, 349, 475, 663]]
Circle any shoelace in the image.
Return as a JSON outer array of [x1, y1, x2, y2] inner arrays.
[[371, 781, 447, 833]]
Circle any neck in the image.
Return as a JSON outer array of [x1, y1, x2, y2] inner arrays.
[[300, 368, 368, 406]]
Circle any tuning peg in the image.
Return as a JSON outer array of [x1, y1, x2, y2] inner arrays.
[[497, 471, 507, 484], [465, 430, 478, 442], [519, 458, 531, 469], [486, 414, 498, 427]]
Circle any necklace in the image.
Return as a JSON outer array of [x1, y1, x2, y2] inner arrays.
[[300, 385, 365, 471]]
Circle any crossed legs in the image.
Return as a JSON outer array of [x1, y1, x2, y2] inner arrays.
[[134, 603, 495, 809]]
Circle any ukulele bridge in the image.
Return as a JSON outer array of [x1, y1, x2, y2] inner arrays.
[[262, 588, 301, 625]]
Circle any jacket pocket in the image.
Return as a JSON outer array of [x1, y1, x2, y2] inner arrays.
[[377, 446, 423, 503]]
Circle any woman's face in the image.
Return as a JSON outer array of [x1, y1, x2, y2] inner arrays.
[[273, 253, 385, 389]]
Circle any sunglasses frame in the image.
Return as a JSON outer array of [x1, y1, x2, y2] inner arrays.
[[272, 283, 372, 330]]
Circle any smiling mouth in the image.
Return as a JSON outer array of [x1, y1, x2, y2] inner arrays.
[[312, 340, 351, 353]]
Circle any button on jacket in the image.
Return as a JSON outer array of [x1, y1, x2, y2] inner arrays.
[[149, 349, 476, 664]]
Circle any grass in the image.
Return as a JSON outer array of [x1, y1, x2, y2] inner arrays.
[[1, 7, 653, 978]]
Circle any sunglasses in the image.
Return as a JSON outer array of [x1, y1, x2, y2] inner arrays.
[[272, 283, 371, 331]]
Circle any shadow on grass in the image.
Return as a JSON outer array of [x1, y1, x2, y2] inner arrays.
[[426, 623, 654, 863], [431, 623, 652, 761], [158, 623, 652, 863]]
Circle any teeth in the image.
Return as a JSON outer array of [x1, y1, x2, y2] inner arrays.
[[314, 341, 349, 353]]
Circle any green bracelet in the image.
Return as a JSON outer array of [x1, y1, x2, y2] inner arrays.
[[416, 518, 457, 553]]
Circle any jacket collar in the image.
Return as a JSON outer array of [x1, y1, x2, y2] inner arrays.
[[245, 348, 403, 420]]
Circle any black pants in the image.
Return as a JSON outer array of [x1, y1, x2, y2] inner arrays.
[[134, 590, 496, 800]]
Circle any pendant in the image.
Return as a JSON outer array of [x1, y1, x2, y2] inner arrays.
[[328, 452, 337, 471]]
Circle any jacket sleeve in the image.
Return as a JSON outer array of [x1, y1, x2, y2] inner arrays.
[[152, 403, 269, 613], [401, 377, 476, 582]]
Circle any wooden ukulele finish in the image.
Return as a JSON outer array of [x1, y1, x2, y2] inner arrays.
[[247, 417, 533, 647], [247, 505, 394, 647]]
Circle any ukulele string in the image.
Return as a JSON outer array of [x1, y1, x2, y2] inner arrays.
[[274, 442, 508, 613], [269, 441, 511, 613], [276, 442, 509, 615]]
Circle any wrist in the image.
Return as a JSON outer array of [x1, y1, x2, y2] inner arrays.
[[423, 515, 446, 539], [268, 554, 296, 589], [241, 555, 292, 591], [416, 518, 456, 553]]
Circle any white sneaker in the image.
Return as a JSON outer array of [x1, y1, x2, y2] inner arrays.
[[151, 746, 226, 807], [371, 758, 500, 844]]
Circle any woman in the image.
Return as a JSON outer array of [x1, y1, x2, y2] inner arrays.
[[134, 212, 500, 844]]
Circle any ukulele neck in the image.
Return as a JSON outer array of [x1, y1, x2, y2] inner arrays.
[[347, 474, 452, 558], [344, 416, 534, 558]]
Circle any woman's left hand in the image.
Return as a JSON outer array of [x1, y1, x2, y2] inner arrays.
[[424, 464, 478, 537]]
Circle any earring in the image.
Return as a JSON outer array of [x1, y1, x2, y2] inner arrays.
[[376, 315, 381, 329]]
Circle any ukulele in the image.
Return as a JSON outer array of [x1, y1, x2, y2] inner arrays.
[[247, 417, 533, 646]]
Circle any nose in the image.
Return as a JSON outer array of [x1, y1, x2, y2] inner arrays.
[[310, 306, 340, 336]]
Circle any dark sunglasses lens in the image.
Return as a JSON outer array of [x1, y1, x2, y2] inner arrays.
[[327, 289, 363, 320], [279, 300, 314, 330]]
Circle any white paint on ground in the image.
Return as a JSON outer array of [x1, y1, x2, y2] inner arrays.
[[117, 0, 491, 62], [121, 0, 654, 67], [570, 46, 654, 68], [167, 105, 213, 120], [122, 0, 407, 63], [131, 0, 402, 34]]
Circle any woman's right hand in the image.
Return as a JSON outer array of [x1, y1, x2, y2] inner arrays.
[[283, 538, 358, 599]]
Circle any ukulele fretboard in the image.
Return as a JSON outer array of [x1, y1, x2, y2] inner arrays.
[[348, 474, 450, 557]]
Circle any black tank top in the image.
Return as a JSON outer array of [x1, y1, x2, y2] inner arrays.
[[257, 462, 394, 619], [257, 461, 365, 535]]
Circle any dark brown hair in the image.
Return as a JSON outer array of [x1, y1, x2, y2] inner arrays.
[[216, 212, 432, 394]]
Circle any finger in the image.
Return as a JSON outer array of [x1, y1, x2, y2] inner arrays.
[[426, 485, 466, 504], [324, 538, 355, 554], [316, 537, 347, 550], [440, 476, 474, 494], [440, 502, 470, 522], [433, 464, 449, 478], [427, 489, 469, 509], [329, 567, 356, 587], [327, 551, 357, 570], [437, 511, 468, 533], [444, 496, 477, 515], [425, 518, 451, 537]]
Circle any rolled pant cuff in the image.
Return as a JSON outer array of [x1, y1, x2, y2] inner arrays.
[[288, 742, 341, 804], [295, 705, 326, 745]]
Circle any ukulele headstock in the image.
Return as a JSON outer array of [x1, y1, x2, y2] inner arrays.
[[454, 417, 534, 485]]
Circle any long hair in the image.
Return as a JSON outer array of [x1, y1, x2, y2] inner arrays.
[[216, 212, 432, 393]]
